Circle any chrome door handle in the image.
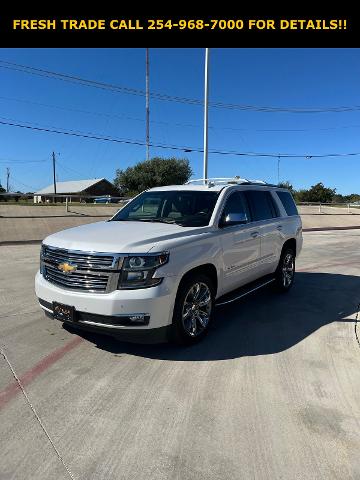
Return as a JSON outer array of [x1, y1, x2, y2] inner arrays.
[[251, 231, 259, 238]]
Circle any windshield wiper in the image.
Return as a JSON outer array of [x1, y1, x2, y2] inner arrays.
[[121, 218, 176, 223], [143, 218, 178, 224], [112, 218, 158, 222], [112, 217, 181, 224]]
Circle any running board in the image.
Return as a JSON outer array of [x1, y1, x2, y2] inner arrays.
[[215, 276, 275, 307]]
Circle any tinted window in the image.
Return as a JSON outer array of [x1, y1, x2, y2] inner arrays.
[[111, 190, 219, 227], [220, 192, 251, 226], [245, 190, 279, 221], [276, 191, 298, 216]]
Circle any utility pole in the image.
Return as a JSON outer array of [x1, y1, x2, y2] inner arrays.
[[52, 151, 57, 203], [277, 155, 280, 184], [146, 48, 150, 161], [203, 48, 210, 183], [6, 167, 10, 192]]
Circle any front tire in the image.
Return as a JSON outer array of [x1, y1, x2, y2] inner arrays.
[[171, 273, 215, 345], [274, 247, 296, 292]]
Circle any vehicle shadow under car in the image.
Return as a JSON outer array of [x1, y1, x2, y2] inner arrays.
[[63, 272, 360, 361]]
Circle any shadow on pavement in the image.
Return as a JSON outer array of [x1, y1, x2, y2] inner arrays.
[[63, 272, 360, 361]]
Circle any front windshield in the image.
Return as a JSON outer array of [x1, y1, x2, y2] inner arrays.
[[111, 190, 219, 227]]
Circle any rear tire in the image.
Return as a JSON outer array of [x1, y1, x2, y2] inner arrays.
[[171, 273, 215, 345], [274, 247, 296, 292]]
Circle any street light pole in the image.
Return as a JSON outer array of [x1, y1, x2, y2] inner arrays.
[[146, 48, 150, 161], [6, 167, 10, 192], [203, 48, 210, 184], [52, 151, 57, 203]]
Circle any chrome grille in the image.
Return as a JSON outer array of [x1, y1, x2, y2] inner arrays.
[[41, 245, 120, 293], [43, 245, 114, 270], [44, 264, 110, 292]]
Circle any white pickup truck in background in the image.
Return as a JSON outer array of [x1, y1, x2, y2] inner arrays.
[[35, 178, 303, 344]]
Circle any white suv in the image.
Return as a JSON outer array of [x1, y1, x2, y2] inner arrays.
[[35, 178, 303, 344]]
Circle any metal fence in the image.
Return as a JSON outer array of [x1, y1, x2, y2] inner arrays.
[[1, 193, 360, 215], [297, 202, 360, 215], [0, 193, 131, 212]]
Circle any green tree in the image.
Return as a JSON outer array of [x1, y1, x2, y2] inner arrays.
[[277, 181, 295, 195], [295, 182, 336, 203], [332, 193, 345, 204], [346, 193, 360, 203], [0, 183, 6, 202], [114, 157, 192, 194], [293, 189, 307, 203]]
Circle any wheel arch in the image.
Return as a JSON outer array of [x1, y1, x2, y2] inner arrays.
[[282, 238, 297, 257], [178, 263, 218, 297]]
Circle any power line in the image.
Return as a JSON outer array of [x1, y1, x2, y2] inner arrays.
[[0, 95, 144, 124], [0, 114, 146, 143], [10, 176, 38, 191], [56, 159, 87, 178], [2, 117, 360, 160], [3, 94, 360, 133], [1, 59, 360, 114], [0, 157, 47, 164]]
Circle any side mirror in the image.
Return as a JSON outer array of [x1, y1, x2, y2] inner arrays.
[[222, 212, 248, 227]]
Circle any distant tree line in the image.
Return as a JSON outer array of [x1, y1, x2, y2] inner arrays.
[[114, 158, 359, 204], [278, 181, 360, 204]]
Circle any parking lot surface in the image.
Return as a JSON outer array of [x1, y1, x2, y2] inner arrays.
[[1, 231, 360, 480]]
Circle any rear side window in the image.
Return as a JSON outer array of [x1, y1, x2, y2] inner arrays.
[[276, 191, 298, 216], [245, 190, 279, 221]]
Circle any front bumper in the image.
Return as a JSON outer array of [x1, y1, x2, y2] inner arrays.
[[40, 301, 170, 343], [35, 271, 178, 339]]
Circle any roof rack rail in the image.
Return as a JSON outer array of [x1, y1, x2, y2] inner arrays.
[[187, 177, 250, 185], [186, 177, 272, 187]]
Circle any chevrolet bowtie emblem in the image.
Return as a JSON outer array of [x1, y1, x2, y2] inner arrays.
[[58, 262, 77, 274]]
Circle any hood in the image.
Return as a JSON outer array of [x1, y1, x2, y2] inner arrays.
[[43, 220, 211, 253]]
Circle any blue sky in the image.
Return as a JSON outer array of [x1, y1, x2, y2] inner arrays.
[[0, 48, 360, 194]]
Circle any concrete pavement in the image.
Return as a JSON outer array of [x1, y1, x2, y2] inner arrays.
[[0, 231, 359, 479]]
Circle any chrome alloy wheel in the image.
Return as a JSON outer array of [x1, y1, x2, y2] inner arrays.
[[282, 252, 295, 288], [182, 282, 212, 337]]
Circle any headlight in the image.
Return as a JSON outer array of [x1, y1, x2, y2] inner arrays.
[[118, 252, 169, 289]]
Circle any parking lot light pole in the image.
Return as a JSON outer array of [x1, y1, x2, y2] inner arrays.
[[52, 151, 57, 204], [146, 48, 150, 161], [203, 48, 209, 184]]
